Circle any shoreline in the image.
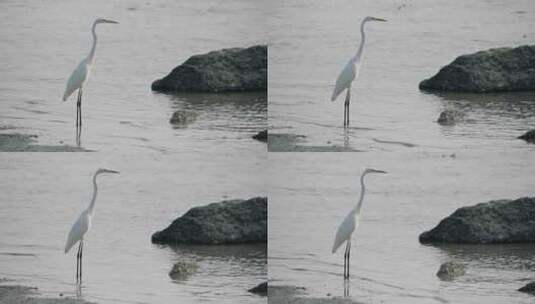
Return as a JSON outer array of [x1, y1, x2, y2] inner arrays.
[[269, 285, 361, 304], [0, 281, 95, 304]]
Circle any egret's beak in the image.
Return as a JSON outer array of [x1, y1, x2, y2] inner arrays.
[[104, 169, 120, 174], [103, 19, 119, 24], [372, 17, 387, 22], [372, 169, 387, 174]]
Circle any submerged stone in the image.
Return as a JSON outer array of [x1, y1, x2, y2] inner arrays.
[[253, 130, 267, 142], [519, 281, 535, 295], [518, 129, 535, 144], [436, 261, 466, 281], [168, 261, 198, 280], [248, 281, 267, 296], [169, 110, 198, 126], [437, 109, 463, 125]]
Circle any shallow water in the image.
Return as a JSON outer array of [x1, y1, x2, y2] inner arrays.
[[268, 152, 535, 304], [268, 0, 535, 151], [0, 0, 266, 303], [268, 0, 535, 303]]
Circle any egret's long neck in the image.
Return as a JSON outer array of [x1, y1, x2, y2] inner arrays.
[[88, 172, 99, 214], [352, 20, 367, 63], [353, 173, 367, 214], [87, 21, 98, 64]]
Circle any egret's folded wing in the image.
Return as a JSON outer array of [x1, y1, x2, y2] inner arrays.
[[64, 211, 88, 253], [332, 211, 358, 253], [331, 59, 358, 101], [63, 61, 87, 101]]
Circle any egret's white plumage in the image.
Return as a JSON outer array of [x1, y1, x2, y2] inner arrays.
[[63, 60, 89, 102], [65, 168, 119, 283], [62, 18, 118, 141], [332, 168, 386, 278], [332, 209, 358, 254], [65, 210, 91, 254], [331, 58, 359, 102], [331, 16, 386, 127]]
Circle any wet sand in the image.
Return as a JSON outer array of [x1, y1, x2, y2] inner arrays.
[[0, 133, 89, 152], [268, 133, 361, 152], [0, 282, 94, 304], [269, 285, 361, 304]]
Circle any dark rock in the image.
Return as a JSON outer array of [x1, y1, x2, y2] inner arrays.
[[437, 110, 463, 125], [152, 45, 267, 93], [420, 45, 535, 92], [519, 281, 535, 295], [420, 197, 535, 244], [169, 110, 198, 126], [168, 261, 198, 280], [436, 261, 466, 281], [152, 197, 267, 245], [253, 130, 267, 142], [248, 281, 267, 296], [518, 129, 535, 144]]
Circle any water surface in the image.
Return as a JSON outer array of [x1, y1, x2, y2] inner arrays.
[[268, 152, 535, 304], [268, 0, 535, 303], [0, 0, 267, 303], [268, 0, 535, 151]]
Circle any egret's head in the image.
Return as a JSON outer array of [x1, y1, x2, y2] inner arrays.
[[364, 168, 387, 175], [95, 18, 119, 25], [95, 168, 120, 176], [364, 16, 387, 23]]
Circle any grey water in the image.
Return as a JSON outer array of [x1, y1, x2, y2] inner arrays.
[[268, 0, 535, 151], [268, 0, 535, 303], [268, 152, 535, 304], [0, 0, 266, 303]]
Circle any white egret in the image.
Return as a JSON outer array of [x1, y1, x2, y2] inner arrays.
[[331, 16, 386, 127], [332, 168, 386, 279], [62, 18, 118, 140], [65, 168, 119, 284]]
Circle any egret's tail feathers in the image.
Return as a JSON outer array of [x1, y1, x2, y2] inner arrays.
[[332, 242, 341, 254], [62, 84, 77, 102], [64, 241, 73, 254], [331, 92, 337, 102], [64, 235, 77, 254]]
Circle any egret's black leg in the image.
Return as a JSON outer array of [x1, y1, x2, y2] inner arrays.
[[347, 240, 351, 279], [344, 241, 350, 279], [343, 88, 351, 128], [344, 100, 348, 128], [76, 89, 81, 128], [75, 88, 83, 145], [344, 99, 349, 127], [76, 241, 81, 283], [348, 86, 351, 126], [75, 248, 78, 283], [344, 101, 347, 128], [79, 88, 83, 128], [343, 246, 347, 278], [76, 89, 81, 144], [79, 240, 83, 284]]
